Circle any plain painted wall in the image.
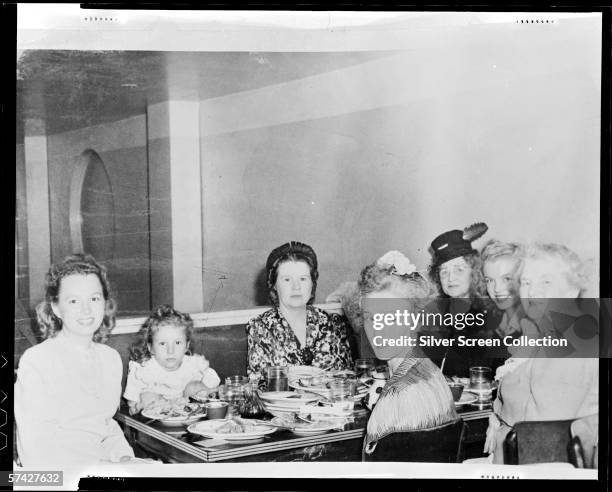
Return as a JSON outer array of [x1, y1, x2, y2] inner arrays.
[[199, 24, 600, 309]]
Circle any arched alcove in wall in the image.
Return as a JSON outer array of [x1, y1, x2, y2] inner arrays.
[[69, 149, 116, 261]]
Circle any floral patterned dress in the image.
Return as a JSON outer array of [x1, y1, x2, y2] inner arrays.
[[246, 306, 354, 383]]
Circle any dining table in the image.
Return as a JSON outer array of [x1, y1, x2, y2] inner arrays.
[[115, 402, 492, 463]]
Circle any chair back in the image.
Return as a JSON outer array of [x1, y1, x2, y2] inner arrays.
[[570, 414, 598, 468], [363, 419, 467, 462], [503, 419, 575, 465]]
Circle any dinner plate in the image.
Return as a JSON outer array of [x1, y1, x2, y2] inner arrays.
[[454, 391, 478, 407], [264, 402, 320, 414], [187, 419, 277, 440], [290, 381, 369, 399], [142, 407, 206, 427], [271, 417, 342, 436], [286, 365, 326, 381], [260, 391, 320, 406]]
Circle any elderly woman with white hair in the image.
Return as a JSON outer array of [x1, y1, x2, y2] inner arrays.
[[483, 243, 599, 464], [356, 251, 460, 458]]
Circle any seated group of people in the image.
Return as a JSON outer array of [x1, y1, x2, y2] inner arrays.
[[13, 222, 599, 467]]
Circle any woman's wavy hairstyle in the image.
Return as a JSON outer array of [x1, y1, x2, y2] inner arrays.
[[427, 253, 491, 311], [522, 243, 590, 296], [359, 262, 434, 310], [481, 239, 523, 266], [266, 242, 319, 306], [129, 304, 195, 364], [35, 253, 116, 343]]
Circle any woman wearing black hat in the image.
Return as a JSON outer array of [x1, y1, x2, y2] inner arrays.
[[246, 241, 353, 384], [426, 223, 503, 377]]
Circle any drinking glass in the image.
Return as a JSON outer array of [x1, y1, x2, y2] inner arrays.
[[266, 366, 289, 392], [218, 383, 245, 416], [469, 366, 492, 402], [354, 358, 376, 379], [225, 375, 249, 386], [329, 379, 356, 412]]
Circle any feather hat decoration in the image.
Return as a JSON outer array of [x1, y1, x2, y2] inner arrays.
[[462, 222, 488, 242]]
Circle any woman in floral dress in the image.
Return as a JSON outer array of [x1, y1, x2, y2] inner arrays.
[[246, 241, 353, 384]]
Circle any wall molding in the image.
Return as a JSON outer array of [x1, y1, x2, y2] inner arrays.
[[112, 302, 344, 335]]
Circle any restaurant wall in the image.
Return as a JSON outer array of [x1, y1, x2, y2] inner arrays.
[[200, 34, 600, 310], [15, 143, 28, 302], [46, 116, 153, 315]]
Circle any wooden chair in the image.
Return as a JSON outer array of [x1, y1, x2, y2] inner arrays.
[[503, 419, 577, 465], [363, 419, 467, 462]]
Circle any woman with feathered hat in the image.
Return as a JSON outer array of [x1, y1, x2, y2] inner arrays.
[[426, 222, 503, 377]]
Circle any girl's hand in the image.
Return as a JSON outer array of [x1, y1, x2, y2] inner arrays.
[[183, 381, 208, 398], [140, 391, 165, 410]]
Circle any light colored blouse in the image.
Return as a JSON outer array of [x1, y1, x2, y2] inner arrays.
[[14, 331, 134, 466], [123, 354, 220, 403], [489, 357, 599, 464]]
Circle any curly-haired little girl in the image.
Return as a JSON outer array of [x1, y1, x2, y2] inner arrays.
[[124, 305, 220, 414]]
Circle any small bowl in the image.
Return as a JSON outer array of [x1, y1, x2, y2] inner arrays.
[[448, 383, 464, 402], [204, 401, 229, 419]]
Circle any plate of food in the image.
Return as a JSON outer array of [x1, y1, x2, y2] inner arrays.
[[187, 418, 277, 440], [270, 416, 343, 436], [260, 391, 320, 407], [286, 365, 326, 382], [142, 401, 207, 426], [454, 391, 478, 407], [290, 376, 369, 400]]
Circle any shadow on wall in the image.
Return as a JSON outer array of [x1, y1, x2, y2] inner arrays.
[[253, 267, 269, 306]]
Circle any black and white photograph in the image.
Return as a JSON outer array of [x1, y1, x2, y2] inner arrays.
[[11, 5, 606, 489]]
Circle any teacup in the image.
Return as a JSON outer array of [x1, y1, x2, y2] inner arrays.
[[448, 383, 464, 402], [204, 401, 229, 419]]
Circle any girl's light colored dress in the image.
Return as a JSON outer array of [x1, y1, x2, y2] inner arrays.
[[14, 331, 135, 466], [124, 354, 221, 403]]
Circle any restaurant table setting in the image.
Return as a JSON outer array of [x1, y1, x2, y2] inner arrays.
[[445, 366, 498, 409], [140, 399, 208, 426], [117, 361, 494, 462]]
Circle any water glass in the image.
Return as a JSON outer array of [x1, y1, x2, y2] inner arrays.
[[469, 366, 492, 402], [225, 375, 249, 386], [218, 383, 245, 416], [329, 379, 356, 412], [266, 366, 289, 392], [354, 358, 376, 379]]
